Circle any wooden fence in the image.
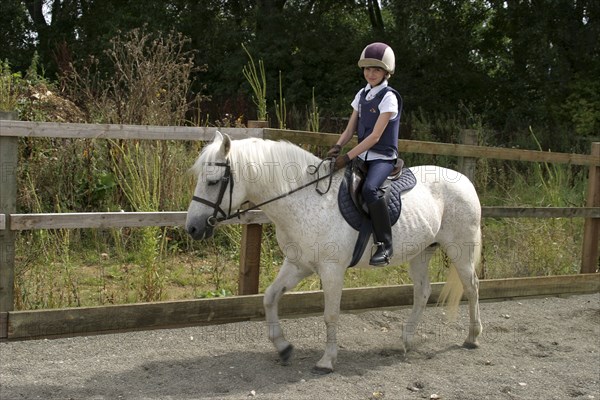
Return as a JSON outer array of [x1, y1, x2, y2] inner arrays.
[[0, 116, 598, 340]]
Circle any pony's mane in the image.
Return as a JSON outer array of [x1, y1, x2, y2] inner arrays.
[[192, 137, 323, 194]]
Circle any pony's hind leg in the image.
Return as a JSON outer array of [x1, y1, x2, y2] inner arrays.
[[457, 268, 482, 348], [402, 244, 436, 350], [264, 259, 311, 363], [448, 238, 483, 348]]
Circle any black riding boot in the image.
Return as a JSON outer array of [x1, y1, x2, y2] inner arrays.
[[368, 197, 393, 266]]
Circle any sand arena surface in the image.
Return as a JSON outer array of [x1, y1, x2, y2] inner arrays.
[[1, 293, 598, 399]]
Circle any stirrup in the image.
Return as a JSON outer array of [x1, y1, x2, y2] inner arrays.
[[369, 242, 391, 266]]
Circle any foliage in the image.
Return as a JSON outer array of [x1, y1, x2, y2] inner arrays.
[[560, 77, 600, 139], [4, 1, 598, 147], [0, 60, 22, 111], [14, 28, 205, 307], [63, 28, 199, 125], [0, 1, 34, 70]]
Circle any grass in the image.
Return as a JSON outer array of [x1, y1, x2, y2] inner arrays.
[[482, 218, 583, 279], [477, 153, 587, 279]]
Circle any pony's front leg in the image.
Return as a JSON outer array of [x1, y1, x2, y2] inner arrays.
[[313, 266, 345, 375], [264, 259, 311, 364]]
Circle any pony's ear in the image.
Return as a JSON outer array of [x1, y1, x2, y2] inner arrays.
[[214, 131, 231, 157]]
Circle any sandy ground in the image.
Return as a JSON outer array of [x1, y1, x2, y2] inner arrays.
[[1, 293, 598, 400]]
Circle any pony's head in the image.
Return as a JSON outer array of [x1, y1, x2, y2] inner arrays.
[[186, 131, 245, 240], [186, 130, 325, 240]]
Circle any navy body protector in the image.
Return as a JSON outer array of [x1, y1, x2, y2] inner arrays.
[[357, 86, 403, 158]]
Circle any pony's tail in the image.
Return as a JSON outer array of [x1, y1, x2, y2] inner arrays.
[[437, 228, 482, 320], [437, 264, 463, 321]]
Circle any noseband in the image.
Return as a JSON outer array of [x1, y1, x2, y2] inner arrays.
[[191, 160, 234, 227]]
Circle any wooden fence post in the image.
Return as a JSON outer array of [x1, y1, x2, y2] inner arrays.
[[458, 129, 478, 183], [0, 111, 18, 339], [581, 142, 600, 273], [238, 120, 268, 295]]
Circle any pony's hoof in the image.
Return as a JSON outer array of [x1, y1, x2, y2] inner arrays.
[[311, 366, 334, 375], [401, 344, 409, 356], [463, 340, 480, 349], [401, 340, 412, 355], [279, 344, 294, 364]]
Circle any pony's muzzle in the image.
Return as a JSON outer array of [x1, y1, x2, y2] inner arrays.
[[185, 217, 214, 240]]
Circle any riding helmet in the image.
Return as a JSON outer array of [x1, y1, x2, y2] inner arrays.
[[358, 42, 395, 75]]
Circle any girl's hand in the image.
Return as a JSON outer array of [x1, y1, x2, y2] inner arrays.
[[334, 154, 351, 171], [327, 144, 342, 158]]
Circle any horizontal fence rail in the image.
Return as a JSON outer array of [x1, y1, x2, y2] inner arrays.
[[1, 207, 599, 231], [4, 274, 600, 340], [1, 121, 598, 166], [264, 128, 600, 167], [5, 210, 270, 230], [0, 120, 263, 141]]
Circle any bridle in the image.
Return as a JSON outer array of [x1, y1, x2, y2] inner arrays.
[[191, 160, 235, 227], [190, 158, 335, 227]]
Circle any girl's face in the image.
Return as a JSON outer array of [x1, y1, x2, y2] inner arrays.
[[363, 67, 386, 87]]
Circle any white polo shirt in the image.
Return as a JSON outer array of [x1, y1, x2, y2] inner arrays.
[[351, 80, 399, 120]]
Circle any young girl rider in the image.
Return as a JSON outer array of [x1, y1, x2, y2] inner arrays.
[[328, 42, 402, 266]]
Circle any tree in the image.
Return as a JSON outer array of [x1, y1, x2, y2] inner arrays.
[[0, 1, 35, 69], [21, 0, 84, 76], [366, 0, 385, 33], [6, 0, 597, 147], [482, 0, 600, 146]]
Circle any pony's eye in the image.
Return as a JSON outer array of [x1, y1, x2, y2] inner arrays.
[[207, 180, 220, 186]]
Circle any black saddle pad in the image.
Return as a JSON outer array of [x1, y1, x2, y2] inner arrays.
[[338, 168, 417, 231]]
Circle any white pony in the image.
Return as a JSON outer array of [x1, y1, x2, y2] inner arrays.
[[186, 131, 482, 374]]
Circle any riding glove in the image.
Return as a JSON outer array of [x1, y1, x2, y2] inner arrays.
[[327, 144, 342, 158], [334, 154, 351, 171]]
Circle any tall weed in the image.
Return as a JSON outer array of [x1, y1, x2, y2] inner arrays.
[[274, 70, 287, 129], [306, 87, 320, 132], [63, 28, 198, 125], [14, 30, 204, 308], [241, 43, 268, 121], [529, 127, 583, 206], [15, 180, 82, 309], [110, 140, 166, 301], [0, 59, 21, 111]]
